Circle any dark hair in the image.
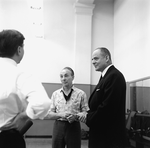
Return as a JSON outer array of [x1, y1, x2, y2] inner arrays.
[[63, 67, 74, 76], [0, 29, 25, 58], [96, 47, 112, 61]]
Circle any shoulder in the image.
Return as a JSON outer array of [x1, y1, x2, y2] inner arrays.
[[73, 86, 86, 95], [106, 66, 126, 83], [108, 66, 125, 77], [73, 86, 84, 92], [52, 88, 62, 95]]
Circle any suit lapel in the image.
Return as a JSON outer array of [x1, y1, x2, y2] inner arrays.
[[89, 76, 102, 103], [88, 66, 115, 104]]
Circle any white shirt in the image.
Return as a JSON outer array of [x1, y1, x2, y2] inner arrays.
[[101, 64, 113, 77], [0, 58, 51, 128]]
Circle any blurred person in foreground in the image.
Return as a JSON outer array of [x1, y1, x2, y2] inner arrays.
[[79, 47, 127, 148], [0, 29, 51, 148], [46, 67, 89, 148]]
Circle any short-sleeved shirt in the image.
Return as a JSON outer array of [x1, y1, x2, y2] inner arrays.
[[50, 86, 89, 120]]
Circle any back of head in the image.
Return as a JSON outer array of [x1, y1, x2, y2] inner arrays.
[[0, 29, 25, 58]]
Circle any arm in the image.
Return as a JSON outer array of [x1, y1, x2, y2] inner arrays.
[[17, 72, 51, 120], [86, 73, 125, 127], [45, 92, 71, 120], [0, 111, 30, 131], [77, 92, 89, 123], [0, 93, 30, 131], [46, 111, 71, 120]]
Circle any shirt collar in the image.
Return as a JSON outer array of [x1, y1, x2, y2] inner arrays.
[[101, 64, 113, 77], [0, 57, 17, 66], [60, 85, 75, 92]]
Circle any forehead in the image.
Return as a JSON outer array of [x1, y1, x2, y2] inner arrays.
[[60, 69, 72, 75], [92, 49, 101, 58]]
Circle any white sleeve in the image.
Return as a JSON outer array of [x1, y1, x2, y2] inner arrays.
[[50, 92, 56, 112], [17, 72, 51, 119]]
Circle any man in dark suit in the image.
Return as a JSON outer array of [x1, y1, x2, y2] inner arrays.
[[78, 47, 126, 148]]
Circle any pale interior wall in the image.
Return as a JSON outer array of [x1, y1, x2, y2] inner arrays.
[[23, 0, 75, 83], [114, 0, 150, 82], [2, 0, 150, 84], [0, 0, 76, 83], [40, 0, 75, 83], [0, 0, 114, 85]]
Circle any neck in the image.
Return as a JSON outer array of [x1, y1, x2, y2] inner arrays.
[[11, 56, 19, 64], [63, 85, 72, 92]]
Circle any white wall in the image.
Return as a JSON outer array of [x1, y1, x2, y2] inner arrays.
[[0, 0, 98, 84], [3, 0, 145, 85], [0, 0, 76, 83], [114, 0, 150, 82], [0, 0, 31, 36], [23, 0, 76, 83]]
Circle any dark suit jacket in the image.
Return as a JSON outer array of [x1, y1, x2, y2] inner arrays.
[[86, 65, 126, 148]]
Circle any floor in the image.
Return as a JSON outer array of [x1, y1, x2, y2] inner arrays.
[[25, 138, 88, 148]]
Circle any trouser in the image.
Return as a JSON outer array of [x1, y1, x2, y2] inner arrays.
[[88, 130, 126, 148], [52, 120, 81, 148], [0, 129, 26, 148]]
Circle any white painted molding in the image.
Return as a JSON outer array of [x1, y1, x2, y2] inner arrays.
[[75, 0, 95, 4], [73, 0, 95, 84], [74, 0, 95, 15]]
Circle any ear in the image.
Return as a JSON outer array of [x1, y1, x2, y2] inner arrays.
[[16, 46, 22, 55], [72, 75, 75, 80], [105, 55, 110, 62]]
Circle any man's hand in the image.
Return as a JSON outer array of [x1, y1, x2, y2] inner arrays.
[[45, 111, 72, 120], [59, 112, 71, 119], [66, 114, 78, 123], [77, 112, 87, 123]]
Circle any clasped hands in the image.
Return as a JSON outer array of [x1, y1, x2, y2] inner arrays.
[[62, 112, 87, 123]]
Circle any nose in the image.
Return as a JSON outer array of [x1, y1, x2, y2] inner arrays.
[[61, 76, 66, 81], [92, 59, 95, 64]]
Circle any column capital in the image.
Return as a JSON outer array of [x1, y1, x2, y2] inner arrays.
[[75, 0, 95, 4], [74, 0, 95, 15]]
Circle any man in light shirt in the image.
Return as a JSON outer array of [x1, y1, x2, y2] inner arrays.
[[47, 67, 89, 148], [0, 29, 51, 148]]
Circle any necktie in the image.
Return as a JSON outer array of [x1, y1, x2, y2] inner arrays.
[[96, 75, 103, 87], [99, 75, 103, 82]]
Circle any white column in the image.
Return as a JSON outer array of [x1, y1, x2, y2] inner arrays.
[[73, 0, 95, 84]]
